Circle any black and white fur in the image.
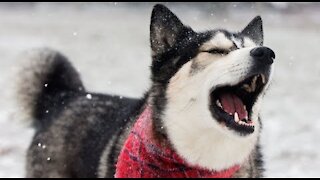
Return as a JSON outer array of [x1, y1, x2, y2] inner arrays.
[[17, 4, 274, 178]]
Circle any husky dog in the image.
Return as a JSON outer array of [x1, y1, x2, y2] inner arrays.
[[17, 4, 275, 178]]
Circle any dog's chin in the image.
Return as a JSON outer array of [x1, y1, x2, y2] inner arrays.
[[209, 73, 269, 137]]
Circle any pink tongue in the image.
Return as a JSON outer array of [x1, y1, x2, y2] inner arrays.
[[219, 93, 248, 120]]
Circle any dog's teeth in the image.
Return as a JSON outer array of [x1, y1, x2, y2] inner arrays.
[[234, 112, 239, 122], [216, 100, 222, 108], [252, 75, 258, 83], [243, 105, 248, 120], [251, 76, 258, 92], [261, 74, 266, 84], [242, 84, 252, 93]]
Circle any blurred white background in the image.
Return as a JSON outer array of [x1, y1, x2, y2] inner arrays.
[[0, 2, 319, 177]]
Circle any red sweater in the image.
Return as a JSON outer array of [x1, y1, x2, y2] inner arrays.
[[115, 106, 240, 178]]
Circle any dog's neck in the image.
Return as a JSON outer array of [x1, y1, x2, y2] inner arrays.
[[115, 105, 240, 178]]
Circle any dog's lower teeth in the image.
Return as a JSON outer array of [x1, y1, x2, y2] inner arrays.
[[234, 112, 239, 122], [216, 100, 222, 108], [234, 116, 254, 127]]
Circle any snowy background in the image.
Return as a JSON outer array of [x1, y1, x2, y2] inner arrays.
[[0, 2, 320, 177]]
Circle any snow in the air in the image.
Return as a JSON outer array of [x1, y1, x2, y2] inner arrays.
[[86, 94, 92, 100]]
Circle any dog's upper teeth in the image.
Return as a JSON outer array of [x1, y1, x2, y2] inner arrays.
[[250, 76, 258, 92], [234, 112, 239, 122], [216, 99, 222, 108], [261, 74, 266, 84], [242, 84, 252, 93]]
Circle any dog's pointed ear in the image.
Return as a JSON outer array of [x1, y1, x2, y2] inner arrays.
[[150, 4, 186, 55], [241, 16, 263, 45]]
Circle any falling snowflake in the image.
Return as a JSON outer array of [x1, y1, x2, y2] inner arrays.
[[86, 94, 92, 99]]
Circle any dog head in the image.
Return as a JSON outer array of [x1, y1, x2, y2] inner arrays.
[[149, 4, 275, 171]]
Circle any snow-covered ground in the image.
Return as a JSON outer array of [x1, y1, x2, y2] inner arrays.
[[0, 2, 320, 177]]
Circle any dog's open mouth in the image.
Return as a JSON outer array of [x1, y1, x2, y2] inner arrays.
[[209, 74, 267, 136]]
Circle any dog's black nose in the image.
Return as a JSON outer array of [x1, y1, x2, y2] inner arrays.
[[250, 47, 275, 65]]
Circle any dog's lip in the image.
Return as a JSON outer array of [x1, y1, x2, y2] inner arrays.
[[209, 73, 268, 136]]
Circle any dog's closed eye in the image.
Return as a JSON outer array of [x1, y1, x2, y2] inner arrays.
[[203, 48, 230, 55]]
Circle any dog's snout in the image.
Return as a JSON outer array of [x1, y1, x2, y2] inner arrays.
[[250, 47, 275, 65]]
